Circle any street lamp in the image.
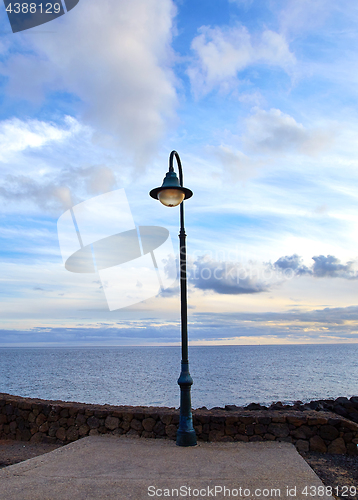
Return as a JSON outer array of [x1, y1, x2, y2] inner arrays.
[[150, 150, 197, 447]]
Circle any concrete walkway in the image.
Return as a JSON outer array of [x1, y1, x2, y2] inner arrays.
[[0, 436, 333, 500]]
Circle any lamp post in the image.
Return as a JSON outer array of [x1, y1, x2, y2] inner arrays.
[[150, 150, 197, 447]]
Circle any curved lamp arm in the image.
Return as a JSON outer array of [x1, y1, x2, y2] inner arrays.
[[169, 150, 184, 188]]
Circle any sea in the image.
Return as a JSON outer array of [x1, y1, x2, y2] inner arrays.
[[0, 344, 356, 409]]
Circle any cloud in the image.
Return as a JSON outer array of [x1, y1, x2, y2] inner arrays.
[[274, 254, 311, 276], [188, 306, 358, 342], [187, 24, 295, 96], [312, 255, 357, 278], [164, 253, 358, 299], [278, 0, 334, 36], [189, 256, 271, 295], [0, 116, 79, 162], [244, 108, 333, 156], [0, 164, 118, 213], [274, 254, 358, 279], [0, 116, 120, 213], [0, 0, 178, 162], [3, 302, 358, 345], [208, 144, 262, 182]]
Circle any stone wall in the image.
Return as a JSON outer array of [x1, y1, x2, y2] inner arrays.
[[1, 393, 357, 455]]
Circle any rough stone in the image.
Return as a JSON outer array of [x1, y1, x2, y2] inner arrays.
[[194, 425, 202, 435], [319, 425, 339, 441], [249, 435, 264, 442], [87, 416, 100, 429], [254, 424, 267, 435], [208, 430, 225, 441], [268, 423, 289, 438], [277, 436, 292, 443], [56, 427, 67, 441], [165, 424, 177, 439], [245, 425, 254, 436], [94, 410, 108, 419], [161, 415, 172, 425], [142, 418, 156, 432], [39, 422, 49, 433], [196, 415, 210, 424], [48, 411, 59, 422], [246, 403, 263, 410], [153, 421, 166, 436], [310, 435, 327, 453], [5, 405, 13, 416], [272, 416, 286, 423], [67, 426, 79, 442], [111, 428, 124, 436], [307, 417, 328, 426], [239, 416, 254, 424], [79, 424, 90, 436], [327, 437, 346, 454], [76, 414, 87, 426], [256, 417, 271, 426], [264, 433, 276, 441], [234, 434, 249, 442], [122, 413, 133, 423], [210, 423, 225, 432], [131, 419, 143, 432], [29, 424, 38, 435], [28, 412, 36, 423], [105, 416, 119, 430], [30, 432, 44, 443], [120, 421, 131, 432], [291, 427, 307, 440], [126, 429, 141, 437], [35, 413, 47, 426], [298, 425, 316, 439], [287, 416, 306, 427], [225, 425, 237, 436], [9, 421, 17, 433]]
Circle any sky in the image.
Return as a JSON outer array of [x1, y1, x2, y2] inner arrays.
[[1, 0, 358, 346]]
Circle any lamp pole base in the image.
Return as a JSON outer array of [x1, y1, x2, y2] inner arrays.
[[176, 427, 197, 447], [176, 361, 197, 447]]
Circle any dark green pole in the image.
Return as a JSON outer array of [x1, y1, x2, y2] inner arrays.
[[170, 151, 197, 447]]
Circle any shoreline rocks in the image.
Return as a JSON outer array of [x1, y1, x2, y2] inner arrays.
[[220, 396, 358, 424]]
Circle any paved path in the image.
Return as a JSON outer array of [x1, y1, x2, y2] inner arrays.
[[0, 436, 333, 500]]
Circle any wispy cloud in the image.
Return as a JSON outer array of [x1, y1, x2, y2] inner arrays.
[[243, 108, 334, 156], [187, 24, 295, 96]]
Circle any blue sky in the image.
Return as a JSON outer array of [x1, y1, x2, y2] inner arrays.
[[1, 0, 358, 346]]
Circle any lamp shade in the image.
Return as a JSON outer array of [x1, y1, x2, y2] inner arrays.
[[150, 169, 193, 207]]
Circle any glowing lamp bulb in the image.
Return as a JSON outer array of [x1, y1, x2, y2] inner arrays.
[[158, 189, 185, 207]]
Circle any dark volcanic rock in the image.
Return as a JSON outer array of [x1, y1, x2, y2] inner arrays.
[[225, 405, 242, 411], [246, 403, 265, 410]]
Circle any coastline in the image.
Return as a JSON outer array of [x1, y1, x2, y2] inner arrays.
[[1, 393, 358, 455]]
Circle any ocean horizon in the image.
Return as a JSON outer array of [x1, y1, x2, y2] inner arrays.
[[0, 344, 356, 409]]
